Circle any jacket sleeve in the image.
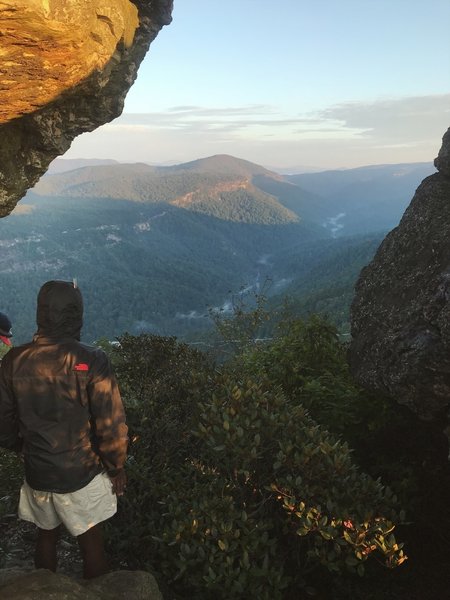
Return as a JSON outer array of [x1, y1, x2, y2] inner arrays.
[[0, 355, 22, 452], [87, 350, 128, 473]]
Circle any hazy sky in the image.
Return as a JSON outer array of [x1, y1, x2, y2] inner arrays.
[[65, 0, 450, 171]]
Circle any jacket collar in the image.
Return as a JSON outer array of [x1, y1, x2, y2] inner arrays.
[[32, 335, 78, 345]]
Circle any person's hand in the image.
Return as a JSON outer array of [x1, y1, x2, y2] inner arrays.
[[109, 469, 127, 496]]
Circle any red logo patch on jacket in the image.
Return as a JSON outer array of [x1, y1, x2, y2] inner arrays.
[[74, 363, 89, 372]]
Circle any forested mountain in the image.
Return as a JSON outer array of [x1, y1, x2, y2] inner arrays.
[[0, 155, 424, 343], [268, 234, 384, 331], [285, 162, 435, 235], [0, 201, 304, 342]]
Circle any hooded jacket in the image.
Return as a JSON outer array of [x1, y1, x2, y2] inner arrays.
[[0, 281, 128, 493]]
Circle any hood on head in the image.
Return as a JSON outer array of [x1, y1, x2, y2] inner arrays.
[[36, 280, 83, 340]]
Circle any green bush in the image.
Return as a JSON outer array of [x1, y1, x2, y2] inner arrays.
[[107, 333, 405, 598], [106, 333, 215, 571], [193, 377, 404, 573], [113, 333, 213, 468], [236, 313, 440, 517]]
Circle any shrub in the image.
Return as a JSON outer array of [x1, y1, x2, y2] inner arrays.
[[193, 378, 405, 577], [107, 334, 405, 598], [236, 314, 441, 518], [106, 333, 215, 571]]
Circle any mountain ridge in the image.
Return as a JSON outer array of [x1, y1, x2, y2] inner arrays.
[[34, 154, 434, 235], [32, 155, 308, 227]]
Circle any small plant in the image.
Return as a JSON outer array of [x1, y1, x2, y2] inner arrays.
[[207, 279, 273, 360]]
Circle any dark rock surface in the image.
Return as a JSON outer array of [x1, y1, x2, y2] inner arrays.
[[350, 128, 450, 421], [0, 0, 173, 217], [0, 568, 163, 600], [85, 570, 163, 600], [0, 517, 163, 598]]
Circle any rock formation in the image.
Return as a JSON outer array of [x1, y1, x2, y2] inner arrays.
[[0, 0, 173, 217], [0, 568, 163, 599], [350, 127, 450, 422]]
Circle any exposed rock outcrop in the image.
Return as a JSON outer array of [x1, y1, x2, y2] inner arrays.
[[350, 128, 450, 421], [0, 0, 173, 217], [0, 568, 163, 600]]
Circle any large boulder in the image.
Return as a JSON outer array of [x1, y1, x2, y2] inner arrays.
[[350, 127, 450, 421], [0, 0, 173, 217], [0, 568, 163, 600]]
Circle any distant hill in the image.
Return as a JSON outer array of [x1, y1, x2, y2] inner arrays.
[[47, 158, 120, 174], [285, 162, 435, 235], [167, 154, 274, 177], [35, 155, 306, 227]]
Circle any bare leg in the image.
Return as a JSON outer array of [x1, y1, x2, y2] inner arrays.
[[35, 525, 61, 572], [77, 523, 109, 579]]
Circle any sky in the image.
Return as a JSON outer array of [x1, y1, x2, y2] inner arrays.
[[65, 0, 450, 172]]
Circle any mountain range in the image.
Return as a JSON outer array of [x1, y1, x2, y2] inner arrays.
[[0, 154, 434, 343]]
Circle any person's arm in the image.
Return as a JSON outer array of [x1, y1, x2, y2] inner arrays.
[[0, 355, 22, 452], [87, 350, 128, 494]]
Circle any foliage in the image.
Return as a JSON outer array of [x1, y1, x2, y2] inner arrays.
[[193, 377, 405, 575], [234, 311, 447, 521], [214, 301, 450, 599], [207, 280, 273, 360], [238, 313, 367, 431], [106, 331, 405, 599], [0, 345, 10, 360], [112, 333, 213, 461]]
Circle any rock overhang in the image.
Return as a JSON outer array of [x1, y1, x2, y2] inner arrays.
[[0, 0, 173, 217]]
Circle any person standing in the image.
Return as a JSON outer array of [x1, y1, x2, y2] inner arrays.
[[0, 311, 12, 353], [0, 281, 128, 579]]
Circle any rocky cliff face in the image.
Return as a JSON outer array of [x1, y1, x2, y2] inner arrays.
[[0, 0, 173, 217], [350, 128, 450, 422]]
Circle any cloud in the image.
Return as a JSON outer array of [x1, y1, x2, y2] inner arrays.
[[166, 104, 275, 116], [106, 94, 449, 143], [316, 94, 450, 143], [65, 94, 449, 169], [108, 105, 298, 136]]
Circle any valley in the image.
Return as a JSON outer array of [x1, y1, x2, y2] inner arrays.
[[0, 155, 434, 343]]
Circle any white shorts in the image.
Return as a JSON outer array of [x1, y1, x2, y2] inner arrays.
[[18, 472, 117, 537]]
